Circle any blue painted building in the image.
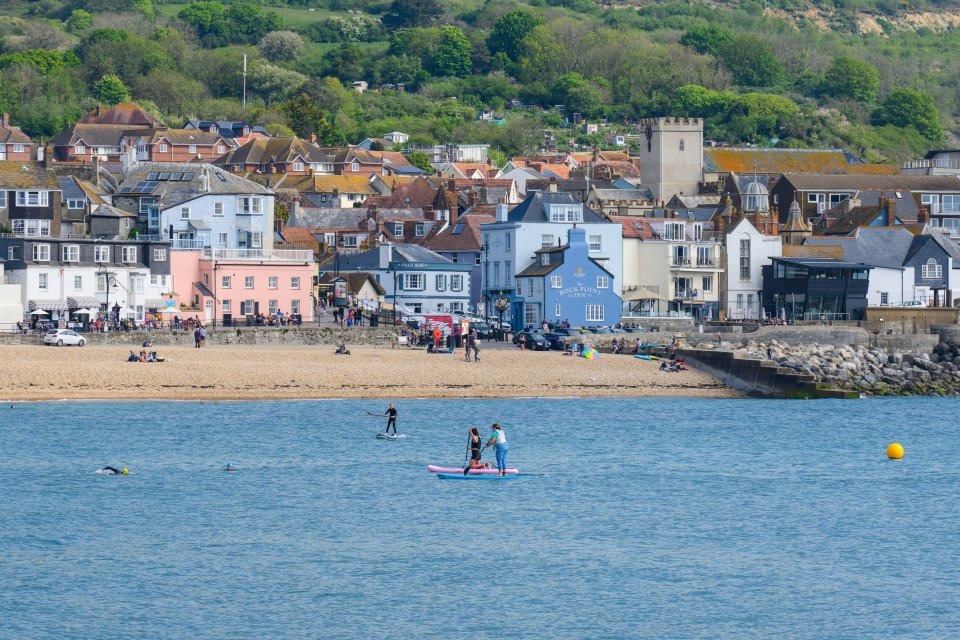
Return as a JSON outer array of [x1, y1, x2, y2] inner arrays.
[[514, 227, 622, 328]]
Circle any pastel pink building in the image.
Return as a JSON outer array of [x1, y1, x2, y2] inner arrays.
[[170, 248, 316, 324]]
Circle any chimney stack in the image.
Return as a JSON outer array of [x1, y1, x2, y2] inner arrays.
[[886, 195, 896, 225], [1, 112, 7, 127], [548, 177, 558, 193], [496, 203, 508, 222], [918, 206, 929, 225], [378, 241, 393, 269], [310, 133, 317, 145]]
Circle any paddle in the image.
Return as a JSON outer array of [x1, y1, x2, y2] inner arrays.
[[463, 446, 470, 475]]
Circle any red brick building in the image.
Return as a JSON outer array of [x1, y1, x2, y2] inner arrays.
[[0, 113, 34, 161]]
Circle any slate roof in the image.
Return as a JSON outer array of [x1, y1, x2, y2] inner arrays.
[[286, 208, 367, 229], [112, 163, 270, 208], [214, 137, 334, 166], [0, 161, 60, 189], [425, 214, 494, 252], [803, 227, 916, 269], [505, 192, 607, 223], [90, 203, 135, 218], [324, 243, 453, 271], [705, 148, 897, 175], [59, 176, 87, 201], [778, 174, 960, 191], [185, 120, 269, 139], [904, 231, 960, 263], [773, 256, 871, 269], [591, 188, 652, 202]]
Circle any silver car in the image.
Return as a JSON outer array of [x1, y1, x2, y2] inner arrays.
[[43, 328, 86, 347]]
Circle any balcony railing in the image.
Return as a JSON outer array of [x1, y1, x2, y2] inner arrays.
[[0, 233, 88, 240], [202, 248, 314, 262], [675, 289, 700, 300], [903, 159, 960, 170]]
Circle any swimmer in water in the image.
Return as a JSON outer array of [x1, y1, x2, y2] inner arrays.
[[99, 466, 128, 475], [224, 463, 236, 471]]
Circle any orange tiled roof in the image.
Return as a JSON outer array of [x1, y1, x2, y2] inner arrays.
[[705, 148, 897, 175]]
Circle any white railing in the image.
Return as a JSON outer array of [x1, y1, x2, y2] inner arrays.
[[202, 248, 314, 262], [0, 233, 88, 240], [903, 159, 960, 170]]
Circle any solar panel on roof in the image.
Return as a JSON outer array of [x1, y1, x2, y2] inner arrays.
[[117, 186, 133, 194], [169, 172, 183, 181], [147, 172, 159, 180], [157, 172, 170, 180], [181, 172, 195, 181]]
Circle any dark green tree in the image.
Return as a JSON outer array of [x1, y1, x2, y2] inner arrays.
[[872, 88, 943, 140], [429, 26, 472, 78], [487, 9, 543, 63], [680, 24, 732, 56], [407, 150, 432, 173], [177, 2, 229, 46], [822, 56, 879, 102], [92, 74, 130, 104], [65, 9, 94, 34], [719, 35, 784, 87], [382, 0, 443, 29], [281, 93, 333, 141]]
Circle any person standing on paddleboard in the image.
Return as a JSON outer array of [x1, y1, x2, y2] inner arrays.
[[484, 423, 508, 476], [383, 403, 398, 435]]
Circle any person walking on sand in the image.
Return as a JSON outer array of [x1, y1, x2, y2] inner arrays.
[[200, 325, 207, 347], [483, 423, 508, 476], [472, 330, 481, 363], [464, 330, 472, 362], [383, 403, 398, 435], [194, 327, 202, 348]]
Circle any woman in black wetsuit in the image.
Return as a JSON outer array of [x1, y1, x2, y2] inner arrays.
[[464, 427, 486, 474], [384, 403, 398, 435]]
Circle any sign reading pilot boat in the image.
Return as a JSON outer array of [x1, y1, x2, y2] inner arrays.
[[332, 277, 349, 307]]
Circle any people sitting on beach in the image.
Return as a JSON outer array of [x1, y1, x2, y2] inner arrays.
[[632, 339, 641, 355], [127, 351, 139, 363], [335, 343, 351, 355], [142, 339, 152, 348]]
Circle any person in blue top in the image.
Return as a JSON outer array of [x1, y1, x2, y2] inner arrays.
[[483, 423, 508, 476]]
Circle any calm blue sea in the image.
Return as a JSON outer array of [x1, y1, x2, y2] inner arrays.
[[1, 397, 958, 639]]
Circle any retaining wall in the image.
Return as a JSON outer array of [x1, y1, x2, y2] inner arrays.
[[0, 327, 402, 347]]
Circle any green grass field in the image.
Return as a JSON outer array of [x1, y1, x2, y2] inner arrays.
[[155, 3, 372, 28]]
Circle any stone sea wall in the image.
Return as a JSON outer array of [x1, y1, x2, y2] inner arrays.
[[0, 327, 402, 347]]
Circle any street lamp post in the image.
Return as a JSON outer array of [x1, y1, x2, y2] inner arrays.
[[494, 296, 509, 342]]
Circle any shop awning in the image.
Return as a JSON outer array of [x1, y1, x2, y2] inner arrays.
[[67, 296, 101, 309], [28, 299, 69, 312], [193, 281, 214, 297], [622, 287, 666, 302]]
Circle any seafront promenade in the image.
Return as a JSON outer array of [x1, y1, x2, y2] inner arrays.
[[0, 344, 738, 401]]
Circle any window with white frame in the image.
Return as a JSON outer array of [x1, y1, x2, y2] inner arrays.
[[132, 275, 144, 293], [697, 246, 713, 266], [75, 145, 85, 155], [524, 303, 539, 326], [880, 292, 889, 305], [222, 299, 231, 312], [474, 252, 481, 266], [242, 300, 254, 315], [555, 303, 561, 317], [188, 145, 197, 154], [589, 235, 601, 251], [221, 276, 231, 289], [293, 162, 304, 172], [664, 222, 685, 240], [702, 276, 712, 292], [38, 272, 48, 290], [597, 276, 609, 288], [585, 304, 604, 322], [159, 143, 167, 152], [95, 246, 109, 263], [0, 192, 6, 207], [449, 301, 462, 312], [342, 235, 358, 248], [214, 202, 224, 216], [62, 245, 80, 262], [415, 223, 425, 237], [73, 275, 82, 289], [16, 191, 49, 207], [217, 145, 226, 155], [291, 277, 300, 290], [13, 143, 23, 153], [251, 232, 263, 249], [180, 206, 190, 220], [67, 199, 84, 209], [393, 223, 404, 237], [245, 276, 254, 288], [402, 273, 424, 290], [505, 261, 512, 288], [7, 246, 18, 260], [32, 244, 50, 261], [219, 233, 228, 246], [122, 246, 137, 263], [268, 276, 278, 290], [551, 275, 562, 288], [450, 274, 463, 291], [16, 219, 51, 237], [153, 248, 167, 261], [693, 225, 703, 241], [736, 293, 743, 310], [268, 300, 278, 314], [739, 238, 751, 280], [542, 234, 554, 248], [238, 197, 262, 215], [139, 197, 155, 214], [922, 258, 943, 279], [351, 161, 359, 172], [747, 293, 754, 310], [291, 299, 300, 315], [436, 274, 446, 291]]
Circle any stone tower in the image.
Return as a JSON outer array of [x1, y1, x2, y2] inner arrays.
[[637, 116, 703, 202]]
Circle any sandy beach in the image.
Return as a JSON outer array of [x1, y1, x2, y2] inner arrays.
[[0, 344, 739, 401]]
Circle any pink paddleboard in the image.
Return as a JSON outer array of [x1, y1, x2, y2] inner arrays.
[[427, 465, 519, 475]]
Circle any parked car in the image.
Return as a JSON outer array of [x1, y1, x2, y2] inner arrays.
[[542, 332, 566, 350], [470, 322, 495, 339], [43, 328, 85, 347], [512, 330, 550, 350], [896, 300, 927, 308], [553, 327, 577, 337]]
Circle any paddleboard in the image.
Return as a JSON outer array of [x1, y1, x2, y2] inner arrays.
[[437, 473, 519, 480], [427, 465, 519, 475], [376, 433, 409, 440], [634, 355, 658, 360]]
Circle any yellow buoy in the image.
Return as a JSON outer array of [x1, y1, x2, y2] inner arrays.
[[887, 443, 904, 460]]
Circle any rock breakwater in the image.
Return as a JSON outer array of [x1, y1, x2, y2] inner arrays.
[[691, 338, 960, 397]]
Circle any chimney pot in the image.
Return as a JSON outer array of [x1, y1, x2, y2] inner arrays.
[[1, 112, 7, 127]]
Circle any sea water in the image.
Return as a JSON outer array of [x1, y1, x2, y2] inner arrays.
[[0, 397, 958, 639]]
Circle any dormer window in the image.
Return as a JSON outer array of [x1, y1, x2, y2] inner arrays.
[[211, 125, 218, 133], [548, 204, 582, 223], [540, 254, 549, 266]]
